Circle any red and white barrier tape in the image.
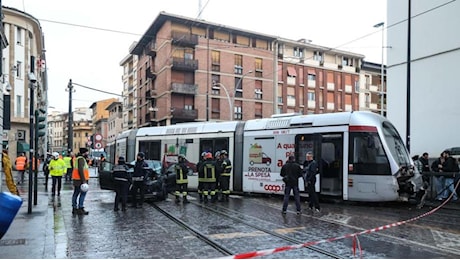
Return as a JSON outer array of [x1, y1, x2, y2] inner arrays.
[[221, 180, 460, 259]]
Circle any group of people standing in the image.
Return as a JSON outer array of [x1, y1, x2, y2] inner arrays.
[[414, 150, 459, 201], [280, 151, 320, 215], [194, 150, 232, 203]]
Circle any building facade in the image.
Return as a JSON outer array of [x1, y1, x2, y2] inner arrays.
[[120, 42, 138, 131], [90, 98, 117, 150], [387, 0, 460, 155], [1, 6, 46, 158], [106, 100, 123, 144], [359, 61, 386, 116]]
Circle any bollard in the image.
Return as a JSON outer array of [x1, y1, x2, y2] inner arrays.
[[0, 192, 23, 239]]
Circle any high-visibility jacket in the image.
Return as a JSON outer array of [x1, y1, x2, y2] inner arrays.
[[72, 156, 89, 181], [49, 158, 66, 177], [63, 156, 72, 169], [221, 158, 232, 177], [175, 162, 189, 184], [15, 156, 27, 171]]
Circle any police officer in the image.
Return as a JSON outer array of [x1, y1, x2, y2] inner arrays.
[[219, 150, 232, 202], [131, 152, 149, 208], [174, 154, 190, 204], [199, 152, 217, 203], [113, 156, 130, 211], [197, 152, 207, 202]]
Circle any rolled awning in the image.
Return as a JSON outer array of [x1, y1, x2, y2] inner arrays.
[[17, 141, 29, 153], [287, 66, 297, 77]]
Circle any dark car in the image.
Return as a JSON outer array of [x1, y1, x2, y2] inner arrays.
[[98, 160, 176, 201]]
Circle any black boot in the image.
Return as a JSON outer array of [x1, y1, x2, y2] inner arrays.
[[199, 194, 203, 203], [78, 207, 89, 215], [204, 196, 208, 203], [175, 195, 181, 203], [72, 207, 78, 215], [183, 196, 190, 204], [225, 194, 229, 202]]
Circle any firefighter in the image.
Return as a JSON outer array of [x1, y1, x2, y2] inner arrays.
[[174, 154, 190, 204], [219, 150, 232, 202], [199, 152, 217, 203], [196, 152, 207, 202]]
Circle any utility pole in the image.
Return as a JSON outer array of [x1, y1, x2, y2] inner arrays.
[[67, 79, 73, 153]]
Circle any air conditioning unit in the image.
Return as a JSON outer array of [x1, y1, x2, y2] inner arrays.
[[17, 130, 25, 140]]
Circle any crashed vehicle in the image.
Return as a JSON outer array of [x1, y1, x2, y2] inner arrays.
[[98, 160, 176, 201]]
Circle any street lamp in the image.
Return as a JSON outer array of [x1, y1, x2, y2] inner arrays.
[[233, 70, 253, 120], [212, 82, 232, 120], [374, 22, 385, 116]]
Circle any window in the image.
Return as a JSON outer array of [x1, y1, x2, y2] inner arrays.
[[255, 58, 263, 77], [211, 74, 220, 95], [234, 54, 243, 74], [212, 51, 220, 72], [235, 77, 243, 98], [313, 51, 323, 62], [15, 95, 22, 117], [16, 61, 22, 78], [287, 87, 296, 107], [307, 74, 316, 81], [277, 85, 283, 104], [255, 102, 262, 118], [349, 131, 390, 175], [234, 104, 242, 120], [16, 27, 22, 45], [294, 47, 303, 58], [254, 80, 262, 99], [184, 105, 193, 110], [307, 91, 316, 101], [342, 57, 353, 66]]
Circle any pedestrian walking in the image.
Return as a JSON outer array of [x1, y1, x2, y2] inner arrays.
[[174, 154, 190, 203], [303, 151, 321, 212], [72, 147, 90, 215], [280, 155, 303, 215], [2, 149, 20, 196], [14, 153, 27, 184], [113, 156, 130, 211], [42, 153, 52, 187], [131, 152, 149, 208], [49, 152, 66, 197], [219, 150, 232, 202]]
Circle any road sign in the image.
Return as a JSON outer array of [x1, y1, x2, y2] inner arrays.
[[95, 134, 103, 141], [87, 141, 92, 146], [94, 142, 102, 149]]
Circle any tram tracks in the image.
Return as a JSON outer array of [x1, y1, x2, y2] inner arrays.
[[151, 199, 347, 259]]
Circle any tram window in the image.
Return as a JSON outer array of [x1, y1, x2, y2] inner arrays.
[[349, 132, 390, 175]]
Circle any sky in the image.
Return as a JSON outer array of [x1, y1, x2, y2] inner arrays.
[[2, 0, 386, 112]]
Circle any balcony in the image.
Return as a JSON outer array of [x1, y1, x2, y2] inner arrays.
[[146, 67, 156, 79], [172, 58, 198, 71], [147, 41, 156, 57], [171, 82, 197, 95], [172, 31, 198, 47], [171, 108, 198, 120]]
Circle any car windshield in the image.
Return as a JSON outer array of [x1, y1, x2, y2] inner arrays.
[[129, 160, 162, 173], [382, 121, 411, 167]]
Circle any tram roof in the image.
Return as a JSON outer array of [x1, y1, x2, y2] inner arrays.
[[244, 111, 382, 131], [136, 121, 240, 137]]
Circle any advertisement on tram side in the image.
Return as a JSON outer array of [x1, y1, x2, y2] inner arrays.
[[242, 129, 296, 194]]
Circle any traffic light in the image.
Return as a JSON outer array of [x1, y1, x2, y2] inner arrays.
[[90, 135, 94, 149], [36, 108, 47, 137]]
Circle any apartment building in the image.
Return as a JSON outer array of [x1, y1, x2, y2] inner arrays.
[[89, 98, 118, 149], [106, 101, 123, 144], [358, 61, 386, 116], [120, 42, 138, 131]]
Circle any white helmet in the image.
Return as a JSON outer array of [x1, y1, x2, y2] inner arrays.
[[52, 152, 59, 159], [80, 183, 89, 192]]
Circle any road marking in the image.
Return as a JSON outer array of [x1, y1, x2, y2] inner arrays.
[[432, 230, 460, 252]]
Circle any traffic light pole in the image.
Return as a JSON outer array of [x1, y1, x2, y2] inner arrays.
[[28, 78, 35, 214], [33, 110, 38, 205]]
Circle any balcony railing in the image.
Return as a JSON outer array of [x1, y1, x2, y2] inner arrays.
[[147, 41, 156, 57], [172, 31, 198, 46], [171, 82, 197, 95], [172, 58, 198, 71], [171, 108, 198, 120]]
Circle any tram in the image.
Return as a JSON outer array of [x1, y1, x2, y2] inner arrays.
[[107, 111, 423, 202]]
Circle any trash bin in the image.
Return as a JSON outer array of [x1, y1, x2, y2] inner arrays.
[[0, 192, 23, 239]]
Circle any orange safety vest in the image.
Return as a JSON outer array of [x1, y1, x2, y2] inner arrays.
[[72, 156, 89, 181], [15, 156, 27, 171]]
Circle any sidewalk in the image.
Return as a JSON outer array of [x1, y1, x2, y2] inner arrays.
[[0, 178, 68, 259]]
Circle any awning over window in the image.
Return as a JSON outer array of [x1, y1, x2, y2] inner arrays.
[[287, 66, 297, 77], [17, 141, 29, 153]]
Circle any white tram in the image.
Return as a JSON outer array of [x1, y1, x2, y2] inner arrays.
[[107, 111, 423, 202]]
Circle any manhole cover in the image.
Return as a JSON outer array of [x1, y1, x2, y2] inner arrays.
[[0, 239, 26, 246]]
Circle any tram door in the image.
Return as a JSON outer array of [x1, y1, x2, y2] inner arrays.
[[296, 133, 343, 197]]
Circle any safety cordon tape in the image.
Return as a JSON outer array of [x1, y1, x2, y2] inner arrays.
[[220, 180, 460, 259]]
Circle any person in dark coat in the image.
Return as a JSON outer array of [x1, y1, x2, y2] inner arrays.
[[303, 151, 320, 212], [440, 150, 458, 201], [280, 155, 303, 215], [174, 154, 190, 203], [113, 156, 130, 211], [131, 152, 149, 208]]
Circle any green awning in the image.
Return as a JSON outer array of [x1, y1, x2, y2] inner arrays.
[[17, 141, 29, 153]]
